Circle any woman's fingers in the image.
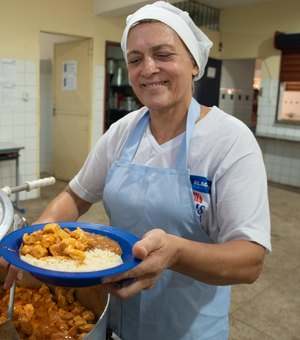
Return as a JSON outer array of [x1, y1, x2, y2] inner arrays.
[[101, 273, 157, 299], [4, 265, 22, 289], [0, 258, 23, 289], [133, 229, 166, 258], [132, 243, 148, 259], [0, 257, 9, 271]]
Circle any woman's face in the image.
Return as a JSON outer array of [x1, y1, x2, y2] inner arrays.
[[126, 21, 198, 113]]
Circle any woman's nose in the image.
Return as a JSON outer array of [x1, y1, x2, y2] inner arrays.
[[141, 57, 159, 76]]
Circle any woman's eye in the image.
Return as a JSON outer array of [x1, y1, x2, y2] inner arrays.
[[156, 53, 174, 60], [128, 58, 140, 64]]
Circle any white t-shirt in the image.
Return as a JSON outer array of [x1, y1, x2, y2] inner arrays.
[[70, 105, 271, 252]]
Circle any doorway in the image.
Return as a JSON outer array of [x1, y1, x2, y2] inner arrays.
[[39, 32, 92, 181], [218, 59, 257, 127], [194, 57, 222, 107]]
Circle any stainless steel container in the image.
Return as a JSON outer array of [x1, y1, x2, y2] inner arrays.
[[0, 189, 14, 240], [77, 285, 110, 340], [0, 272, 110, 340]]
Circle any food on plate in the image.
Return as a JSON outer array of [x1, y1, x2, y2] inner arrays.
[[0, 283, 98, 339], [19, 223, 123, 272]]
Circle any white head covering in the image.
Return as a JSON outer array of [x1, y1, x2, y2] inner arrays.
[[121, 1, 213, 81]]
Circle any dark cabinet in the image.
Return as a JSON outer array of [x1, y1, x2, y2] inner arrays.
[[105, 42, 140, 131], [194, 58, 221, 107], [106, 84, 139, 130]]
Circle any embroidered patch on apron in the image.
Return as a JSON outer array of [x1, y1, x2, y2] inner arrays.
[[190, 175, 211, 221]]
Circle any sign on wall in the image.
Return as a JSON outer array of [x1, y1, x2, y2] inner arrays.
[[62, 60, 77, 91]]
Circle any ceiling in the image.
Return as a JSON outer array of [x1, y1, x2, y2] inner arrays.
[[192, 0, 273, 9], [95, 0, 274, 16]]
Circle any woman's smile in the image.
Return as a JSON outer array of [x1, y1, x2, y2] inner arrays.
[[141, 80, 169, 88]]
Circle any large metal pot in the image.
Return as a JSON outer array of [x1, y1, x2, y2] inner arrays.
[[0, 272, 110, 339], [77, 285, 110, 340]]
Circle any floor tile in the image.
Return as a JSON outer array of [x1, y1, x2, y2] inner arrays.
[[229, 315, 275, 340]]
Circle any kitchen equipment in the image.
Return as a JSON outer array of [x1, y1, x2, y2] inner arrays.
[[0, 272, 110, 340], [0, 178, 55, 338], [111, 60, 128, 86], [0, 177, 55, 240], [107, 58, 115, 76], [76, 285, 110, 340], [120, 96, 137, 111], [0, 177, 110, 340], [0, 281, 19, 340], [0, 213, 29, 339], [0, 189, 14, 242], [0, 222, 141, 287], [112, 67, 125, 86]]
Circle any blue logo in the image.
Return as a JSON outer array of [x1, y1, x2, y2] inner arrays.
[[190, 175, 212, 194]]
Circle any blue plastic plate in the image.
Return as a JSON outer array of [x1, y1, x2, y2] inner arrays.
[[0, 222, 141, 287]]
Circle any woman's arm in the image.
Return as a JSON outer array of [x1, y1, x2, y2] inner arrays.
[[34, 185, 92, 224], [101, 229, 265, 299], [169, 234, 265, 284]]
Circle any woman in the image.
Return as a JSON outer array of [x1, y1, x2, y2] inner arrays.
[[1, 2, 271, 339]]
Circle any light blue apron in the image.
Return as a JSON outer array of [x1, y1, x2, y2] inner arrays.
[[103, 98, 231, 340]]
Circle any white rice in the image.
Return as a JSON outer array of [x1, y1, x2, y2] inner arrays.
[[20, 249, 123, 272]]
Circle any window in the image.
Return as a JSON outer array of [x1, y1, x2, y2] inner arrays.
[[277, 82, 300, 122], [274, 32, 300, 123]]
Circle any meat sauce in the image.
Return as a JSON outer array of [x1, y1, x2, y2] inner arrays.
[[20, 223, 122, 262], [84, 232, 122, 255], [0, 284, 98, 340]]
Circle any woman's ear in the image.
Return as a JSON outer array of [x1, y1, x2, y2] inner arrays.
[[192, 66, 199, 78]]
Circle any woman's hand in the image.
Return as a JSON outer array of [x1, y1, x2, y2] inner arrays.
[[101, 229, 178, 299], [0, 257, 23, 289], [100, 229, 266, 298]]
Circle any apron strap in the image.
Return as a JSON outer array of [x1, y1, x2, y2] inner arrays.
[[119, 110, 150, 162], [175, 98, 200, 169]]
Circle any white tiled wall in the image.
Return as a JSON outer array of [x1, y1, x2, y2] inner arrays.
[[0, 59, 39, 201], [218, 61, 300, 189], [256, 78, 300, 188], [257, 137, 300, 187], [219, 89, 253, 126], [256, 79, 300, 141], [218, 59, 255, 126]]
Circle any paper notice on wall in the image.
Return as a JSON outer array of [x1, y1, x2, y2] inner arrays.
[[1, 82, 16, 108], [62, 60, 77, 90], [206, 66, 216, 79], [0, 59, 17, 109]]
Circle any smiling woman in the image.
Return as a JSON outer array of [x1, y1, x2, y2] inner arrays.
[[126, 22, 198, 127], [0, 2, 271, 340]]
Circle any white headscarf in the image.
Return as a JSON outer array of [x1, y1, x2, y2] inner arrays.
[[121, 1, 213, 81]]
